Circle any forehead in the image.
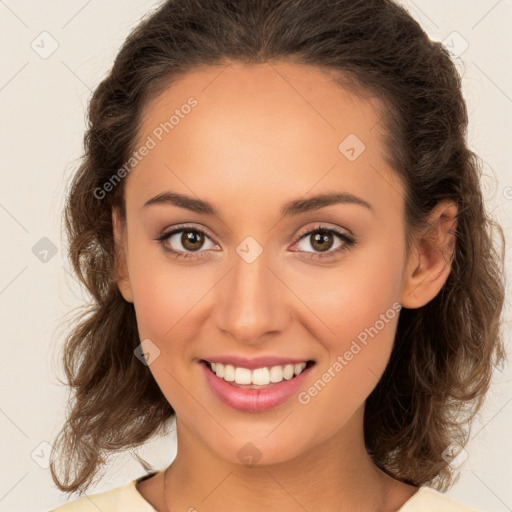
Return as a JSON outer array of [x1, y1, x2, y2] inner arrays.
[[126, 60, 403, 216]]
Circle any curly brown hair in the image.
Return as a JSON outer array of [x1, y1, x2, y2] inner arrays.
[[50, 0, 507, 497]]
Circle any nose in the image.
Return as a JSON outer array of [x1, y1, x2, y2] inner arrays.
[[212, 246, 292, 345]]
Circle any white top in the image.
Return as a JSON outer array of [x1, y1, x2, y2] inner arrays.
[[49, 475, 479, 511]]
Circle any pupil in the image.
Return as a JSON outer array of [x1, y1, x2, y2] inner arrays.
[[179, 230, 333, 253], [182, 230, 204, 251], [312, 230, 332, 252]]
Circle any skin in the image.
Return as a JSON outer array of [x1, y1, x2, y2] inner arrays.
[[112, 60, 458, 511]]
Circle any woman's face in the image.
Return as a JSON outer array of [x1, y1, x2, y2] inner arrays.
[[114, 60, 411, 466]]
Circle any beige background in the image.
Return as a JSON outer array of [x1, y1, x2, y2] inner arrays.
[[0, 1, 510, 510]]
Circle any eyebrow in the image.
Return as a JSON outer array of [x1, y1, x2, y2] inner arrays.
[[142, 190, 374, 217]]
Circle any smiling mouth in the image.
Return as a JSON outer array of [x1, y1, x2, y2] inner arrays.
[[200, 359, 316, 389]]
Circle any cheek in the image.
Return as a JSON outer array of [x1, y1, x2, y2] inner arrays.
[[291, 250, 402, 404], [292, 248, 402, 344], [126, 237, 210, 339], [298, 293, 400, 424]]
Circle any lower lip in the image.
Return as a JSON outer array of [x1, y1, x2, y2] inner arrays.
[[200, 360, 315, 412]]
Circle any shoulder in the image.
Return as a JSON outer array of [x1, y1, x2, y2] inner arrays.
[[48, 478, 156, 512], [398, 486, 479, 512]]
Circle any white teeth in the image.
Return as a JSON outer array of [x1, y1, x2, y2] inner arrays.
[[269, 365, 283, 383], [224, 364, 235, 382], [234, 367, 252, 385], [252, 367, 270, 385], [208, 361, 308, 386], [283, 364, 295, 380]]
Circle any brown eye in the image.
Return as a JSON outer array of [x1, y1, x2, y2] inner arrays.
[[292, 225, 356, 261], [180, 230, 205, 251], [309, 230, 335, 252], [157, 225, 218, 260], [157, 224, 356, 262]]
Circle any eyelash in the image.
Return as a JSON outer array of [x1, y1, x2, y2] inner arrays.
[[155, 223, 357, 262]]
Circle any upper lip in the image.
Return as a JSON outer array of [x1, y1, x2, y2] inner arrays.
[[202, 355, 314, 370]]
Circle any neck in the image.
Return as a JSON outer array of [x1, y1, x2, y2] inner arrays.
[[160, 406, 414, 512]]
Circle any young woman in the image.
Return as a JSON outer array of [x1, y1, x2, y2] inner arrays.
[[48, 0, 506, 510]]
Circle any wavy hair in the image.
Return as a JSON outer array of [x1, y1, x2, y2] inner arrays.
[[50, 0, 507, 496]]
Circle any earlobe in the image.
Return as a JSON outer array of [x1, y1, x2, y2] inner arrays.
[[400, 200, 458, 309], [112, 208, 134, 303]]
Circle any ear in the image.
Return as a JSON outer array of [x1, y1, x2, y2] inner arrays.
[[400, 200, 458, 309], [112, 208, 134, 303]]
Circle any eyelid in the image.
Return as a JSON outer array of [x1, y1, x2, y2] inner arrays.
[[156, 222, 356, 260], [157, 222, 220, 249], [288, 223, 356, 259], [293, 222, 353, 241], [159, 222, 219, 243], [158, 222, 352, 244]]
